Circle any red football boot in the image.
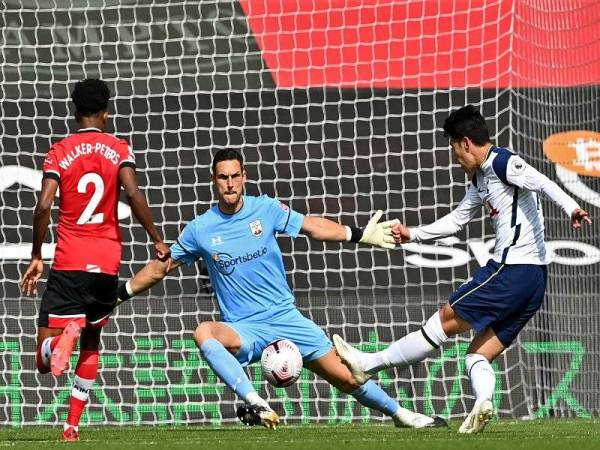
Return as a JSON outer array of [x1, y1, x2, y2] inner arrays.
[[62, 426, 79, 441], [51, 321, 81, 376]]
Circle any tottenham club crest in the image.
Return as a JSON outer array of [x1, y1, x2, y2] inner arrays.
[[249, 219, 263, 237]]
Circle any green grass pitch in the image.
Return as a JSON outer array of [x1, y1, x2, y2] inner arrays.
[[1, 420, 598, 450]]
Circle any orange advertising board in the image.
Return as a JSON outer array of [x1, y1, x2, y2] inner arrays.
[[543, 131, 600, 178]]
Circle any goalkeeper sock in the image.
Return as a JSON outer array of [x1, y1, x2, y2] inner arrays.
[[200, 339, 257, 402], [350, 380, 399, 417], [465, 353, 495, 405], [36, 336, 60, 373], [66, 350, 98, 428], [362, 311, 447, 373]]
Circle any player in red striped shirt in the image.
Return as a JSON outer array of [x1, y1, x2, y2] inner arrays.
[[20, 79, 169, 441]]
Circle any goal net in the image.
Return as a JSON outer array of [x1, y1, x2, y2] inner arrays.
[[0, 0, 599, 425]]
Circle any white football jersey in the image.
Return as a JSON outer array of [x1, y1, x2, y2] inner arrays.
[[410, 146, 580, 265]]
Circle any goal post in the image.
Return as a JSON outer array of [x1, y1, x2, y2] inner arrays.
[[0, 0, 599, 425]]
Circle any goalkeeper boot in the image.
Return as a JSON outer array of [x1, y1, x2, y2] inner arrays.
[[393, 407, 448, 429], [62, 426, 79, 442], [51, 321, 81, 376], [458, 399, 493, 434], [332, 334, 372, 384], [236, 405, 279, 430]]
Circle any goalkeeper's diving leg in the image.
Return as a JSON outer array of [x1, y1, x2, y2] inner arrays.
[[194, 321, 279, 429], [305, 349, 447, 428]]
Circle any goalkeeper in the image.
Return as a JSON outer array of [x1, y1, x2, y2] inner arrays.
[[333, 105, 592, 434], [118, 149, 446, 429]]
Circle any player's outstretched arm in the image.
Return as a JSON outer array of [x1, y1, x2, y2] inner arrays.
[[375, 175, 483, 248], [504, 156, 592, 228], [116, 256, 183, 305], [402, 184, 482, 244], [20, 177, 58, 297], [301, 210, 398, 249], [119, 166, 170, 260]]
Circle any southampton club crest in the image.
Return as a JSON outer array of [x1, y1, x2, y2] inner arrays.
[[249, 219, 263, 237]]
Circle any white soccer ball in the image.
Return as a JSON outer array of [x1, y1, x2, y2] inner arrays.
[[261, 339, 303, 388]]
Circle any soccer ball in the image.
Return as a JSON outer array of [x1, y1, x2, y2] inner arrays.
[[261, 339, 303, 388]]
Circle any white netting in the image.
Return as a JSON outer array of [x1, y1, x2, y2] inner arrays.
[[0, 0, 599, 425]]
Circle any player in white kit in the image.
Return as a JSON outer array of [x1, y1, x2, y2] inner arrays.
[[333, 105, 591, 434]]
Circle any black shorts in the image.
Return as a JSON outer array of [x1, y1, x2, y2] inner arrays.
[[38, 269, 118, 329]]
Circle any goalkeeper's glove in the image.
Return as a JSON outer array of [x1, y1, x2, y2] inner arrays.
[[347, 210, 399, 249]]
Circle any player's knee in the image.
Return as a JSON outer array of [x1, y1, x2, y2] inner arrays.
[[80, 327, 101, 350], [439, 304, 454, 325], [193, 322, 214, 346], [439, 303, 470, 337], [194, 322, 241, 354]]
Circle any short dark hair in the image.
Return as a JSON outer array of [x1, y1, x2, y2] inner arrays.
[[442, 105, 490, 146], [212, 149, 244, 173], [71, 79, 110, 116]]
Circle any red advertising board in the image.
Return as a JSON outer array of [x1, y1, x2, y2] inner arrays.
[[240, 0, 600, 88]]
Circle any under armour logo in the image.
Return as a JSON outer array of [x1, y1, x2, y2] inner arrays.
[[211, 236, 223, 246]]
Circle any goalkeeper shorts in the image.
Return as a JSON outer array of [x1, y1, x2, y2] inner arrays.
[[224, 306, 332, 366], [449, 259, 547, 347], [38, 269, 118, 329]]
